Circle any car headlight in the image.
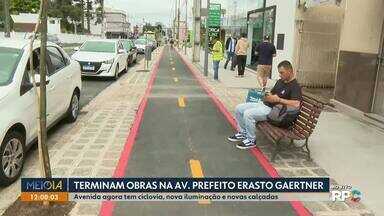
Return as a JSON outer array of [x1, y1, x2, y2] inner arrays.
[[103, 59, 114, 64]]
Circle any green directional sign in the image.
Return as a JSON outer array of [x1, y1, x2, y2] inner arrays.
[[208, 3, 221, 27]]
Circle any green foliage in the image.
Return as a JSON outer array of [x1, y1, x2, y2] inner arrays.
[[48, 0, 84, 33], [2, 0, 103, 33], [9, 0, 40, 13]]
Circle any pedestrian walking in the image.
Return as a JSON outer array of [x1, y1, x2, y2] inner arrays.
[[227, 61, 302, 149], [212, 36, 223, 80], [255, 35, 276, 89], [235, 33, 249, 77], [224, 34, 237, 71]]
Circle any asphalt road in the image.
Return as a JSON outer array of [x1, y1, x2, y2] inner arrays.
[[79, 54, 144, 109]]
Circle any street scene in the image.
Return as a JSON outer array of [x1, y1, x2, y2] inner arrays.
[[1, 0, 384, 216]]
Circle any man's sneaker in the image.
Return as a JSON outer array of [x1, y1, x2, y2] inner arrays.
[[227, 132, 246, 142], [236, 139, 257, 149]]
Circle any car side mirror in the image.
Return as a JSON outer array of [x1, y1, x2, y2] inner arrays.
[[74, 47, 80, 51]]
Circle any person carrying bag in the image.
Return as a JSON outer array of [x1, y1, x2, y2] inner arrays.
[[267, 104, 300, 128], [227, 60, 302, 149]]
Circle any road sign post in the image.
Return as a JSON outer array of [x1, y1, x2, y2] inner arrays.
[[203, 2, 221, 76]]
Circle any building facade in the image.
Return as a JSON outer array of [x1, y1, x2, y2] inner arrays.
[[218, 0, 384, 119], [10, 13, 61, 34], [222, 0, 297, 78], [332, 0, 384, 119], [104, 7, 130, 38]]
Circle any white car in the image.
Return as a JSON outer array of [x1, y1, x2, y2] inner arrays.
[[71, 39, 128, 80], [134, 38, 148, 54], [0, 39, 82, 186]]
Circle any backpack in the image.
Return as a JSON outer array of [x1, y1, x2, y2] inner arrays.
[[267, 104, 300, 128]]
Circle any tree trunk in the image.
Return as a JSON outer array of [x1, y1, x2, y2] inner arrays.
[[39, 0, 52, 182], [3, 0, 10, 37], [86, 0, 91, 33], [80, 0, 85, 33]]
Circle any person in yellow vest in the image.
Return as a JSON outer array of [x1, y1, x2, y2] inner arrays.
[[212, 36, 223, 80]]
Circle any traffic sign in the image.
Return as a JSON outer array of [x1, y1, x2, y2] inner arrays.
[[208, 3, 221, 27]]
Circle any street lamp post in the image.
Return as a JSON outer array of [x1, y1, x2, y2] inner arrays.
[[192, 0, 201, 62], [184, 0, 188, 55], [203, 0, 210, 76]]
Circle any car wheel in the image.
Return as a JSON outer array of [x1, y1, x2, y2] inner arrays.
[[66, 91, 80, 123], [0, 131, 25, 186], [113, 64, 119, 80]]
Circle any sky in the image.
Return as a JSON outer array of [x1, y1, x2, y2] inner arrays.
[[104, 0, 228, 28], [105, 0, 183, 27]]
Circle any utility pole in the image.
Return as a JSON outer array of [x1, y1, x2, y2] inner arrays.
[[203, 0, 210, 76], [39, 0, 52, 190], [177, 0, 180, 48], [192, 0, 201, 62], [174, 0, 177, 40], [184, 0, 188, 55], [3, 0, 10, 37]]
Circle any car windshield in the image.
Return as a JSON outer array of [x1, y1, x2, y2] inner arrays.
[[0, 47, 23, 86], [80, 41, 116, 53], [122, 40, 132, 50], [135, 39, 147, 45]]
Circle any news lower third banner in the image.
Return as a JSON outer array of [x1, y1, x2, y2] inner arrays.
[[20, 177, 332, 202]]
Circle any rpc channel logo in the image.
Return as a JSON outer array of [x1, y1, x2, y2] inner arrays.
[[330, 188, 362, 202]]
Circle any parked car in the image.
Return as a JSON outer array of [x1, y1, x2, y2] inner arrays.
[[47, 34, 63, 47], [148, 39, 157, 50], [121, 39, 138, 66], [138, 37, 157, 51], [134, 38, 148, 54], [0, 39, 82, 186], [71, 39, 128, 80]]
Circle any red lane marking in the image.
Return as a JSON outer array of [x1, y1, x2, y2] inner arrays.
[[176, 51, 312, 216], [99, 49, 165, 216]]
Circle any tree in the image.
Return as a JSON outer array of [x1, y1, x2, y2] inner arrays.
[[9, 0, 40, 13], [86, 0, 91, 32], [48, 0, 83, 33], [94, 0, 103, 25]]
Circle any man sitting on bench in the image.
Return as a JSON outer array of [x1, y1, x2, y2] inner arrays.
[[228, 60, 302, 149]]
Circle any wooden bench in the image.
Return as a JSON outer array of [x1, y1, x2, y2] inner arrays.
[[256, 95, 324, 162]]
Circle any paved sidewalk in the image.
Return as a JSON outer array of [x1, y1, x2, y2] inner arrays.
[[0, 49, 162, 216], [184, 48, 268, 90], [179, 47, 379, 216]]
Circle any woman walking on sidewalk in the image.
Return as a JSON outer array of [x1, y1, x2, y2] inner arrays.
[[235, 33, 249, 77], [212, 36, 224, 80]]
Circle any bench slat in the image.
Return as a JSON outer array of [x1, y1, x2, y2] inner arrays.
[[301, 101, 322, 115], [258, 123, 281, 141], [296, 116, 317, 129], [301, 106, 321, 118], [292, 124, 311, 138], [258, 122, 305, 140], [299, 112, 318, 124], [294, 120, 313, 133]]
